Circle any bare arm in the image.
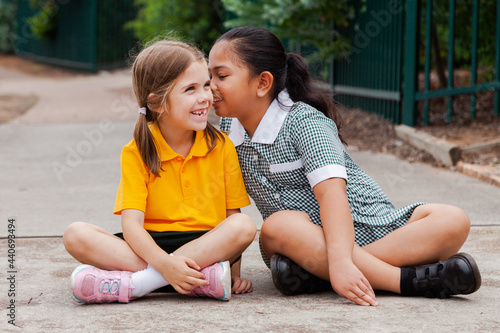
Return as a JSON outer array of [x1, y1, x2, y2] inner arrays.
[[121, 209, 208, 294], [314, 178, 377, 306], [226, 208, 253, 294]]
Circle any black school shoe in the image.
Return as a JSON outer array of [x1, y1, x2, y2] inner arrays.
[[270, 254, 332, 295], [412, 252, 481, 298]]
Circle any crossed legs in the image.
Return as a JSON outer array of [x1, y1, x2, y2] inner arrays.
[[63, 212, 257, 273], [260, 204, 471, 293]]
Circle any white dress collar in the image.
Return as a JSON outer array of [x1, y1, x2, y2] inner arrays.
[[228, 90, 294, 146]]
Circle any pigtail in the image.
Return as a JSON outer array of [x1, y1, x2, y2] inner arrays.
[[285, 53, 345, 144], [131, 40, 208, 177], [205, 122, 225, 154], [133, 108, 162, 177]]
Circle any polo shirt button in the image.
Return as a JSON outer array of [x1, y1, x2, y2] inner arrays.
[[182, 167, 186, 173], [185, 181, 191, 187], [177, 157, 183, 162]]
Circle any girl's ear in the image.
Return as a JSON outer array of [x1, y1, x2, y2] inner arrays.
[[257, 71, 274, 97], [148, 93, 166, 114]]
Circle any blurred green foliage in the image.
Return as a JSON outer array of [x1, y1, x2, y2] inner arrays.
[[0, 0, 17, 53], [223, 0, 353, 62], [27, 0, 58, 41], [431, 0, 498, 70], [125, 0, 225, 55]]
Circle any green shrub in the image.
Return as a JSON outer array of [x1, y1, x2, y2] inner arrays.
[[26, 0, 59, 41], [0, 0, 17, 53], [222, 0, 353, 80], [125, 0, 225, 55]]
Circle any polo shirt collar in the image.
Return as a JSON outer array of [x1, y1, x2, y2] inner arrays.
[[228, 90, 294, 146], [149, 122, 206, 161]]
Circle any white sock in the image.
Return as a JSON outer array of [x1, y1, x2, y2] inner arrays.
[[131, 264, 169, 298]]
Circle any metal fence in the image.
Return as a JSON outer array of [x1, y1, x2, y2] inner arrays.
[[333, 0, 500, 126], [15, 0, 137, 72]]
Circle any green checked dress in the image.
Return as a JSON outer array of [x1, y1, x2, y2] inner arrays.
[[220, 91, 425, 266]]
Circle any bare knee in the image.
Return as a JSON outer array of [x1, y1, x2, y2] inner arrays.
[[226, 213, 257, 247], [436, 205, 470, 237], [430, 205, 471, 258], [63, 222, 93, 257], [444, 206, 470, 240], [261, 210, 304, 253]]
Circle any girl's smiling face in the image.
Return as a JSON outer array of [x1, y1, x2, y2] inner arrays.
[[160, 60, 212, 133], [208, 41, 260, 119]]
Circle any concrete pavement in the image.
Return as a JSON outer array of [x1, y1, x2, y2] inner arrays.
[[1, 67, 499, 332]]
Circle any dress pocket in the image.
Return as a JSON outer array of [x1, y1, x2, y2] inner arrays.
[[269, 159, 303, 173], [268, 159, 308, 187]]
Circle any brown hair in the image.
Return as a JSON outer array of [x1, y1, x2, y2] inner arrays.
[[132, 40, 224, 177]]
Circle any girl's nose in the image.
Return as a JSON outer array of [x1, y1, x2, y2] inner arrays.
[[198, 90, 212, 104]]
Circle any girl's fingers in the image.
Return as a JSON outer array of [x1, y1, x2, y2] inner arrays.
[[231, 279, 241, 293], [361, 279, 377, 304], [184, 258, 201, 271], [183, 263, 205, 280], [187, 275, 209, 287], [362, 277, 376, 299], [350, 285, 378, 306], [347, 290, 370, 306], [190, 270, 206, 280], [236, 281, 248, 294], [231, 277, 253, 294], [241, 280, 253, 293], [238, 280, 253, 294], [173, 284, 190, 295]]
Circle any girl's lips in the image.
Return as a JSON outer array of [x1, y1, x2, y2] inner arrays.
[[212, 98, 222, 107], [191, 108, 208, 117]]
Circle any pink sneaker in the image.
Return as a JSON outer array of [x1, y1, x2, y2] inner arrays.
[[189, 261, 231, 301], [70, 265, 136, 304]]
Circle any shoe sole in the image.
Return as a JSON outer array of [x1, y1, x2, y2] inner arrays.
[[453, 252, 482, 294], [70, 264, 94, 304], [218, 261, 231, 301]]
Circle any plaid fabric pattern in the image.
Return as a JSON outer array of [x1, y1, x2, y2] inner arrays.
[[220, 102, 425, 248]]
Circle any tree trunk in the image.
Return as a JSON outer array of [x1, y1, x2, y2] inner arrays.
[[432, 22, 448, 89]]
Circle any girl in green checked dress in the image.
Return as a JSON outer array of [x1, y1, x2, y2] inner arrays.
[[208, 26, 481, 306]]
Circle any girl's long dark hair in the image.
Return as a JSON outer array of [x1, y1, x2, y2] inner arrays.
[[215, 26, 344, 143]]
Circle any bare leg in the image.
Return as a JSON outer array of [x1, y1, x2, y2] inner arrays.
[[362, 204, 470, 266], [173, 213, 256, 268], [63, 222, 147, 271], [63, 213, 256, 272], [260, 211, 401, 293], [260, 205, 470, 293]]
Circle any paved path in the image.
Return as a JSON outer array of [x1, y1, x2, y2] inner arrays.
[[1, 68, 499, 332]]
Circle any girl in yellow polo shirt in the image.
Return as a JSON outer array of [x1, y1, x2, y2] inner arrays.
[[62, 40, 256, 303]]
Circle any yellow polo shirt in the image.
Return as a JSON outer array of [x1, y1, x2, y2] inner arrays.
[[113, 123, 250, 232]]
